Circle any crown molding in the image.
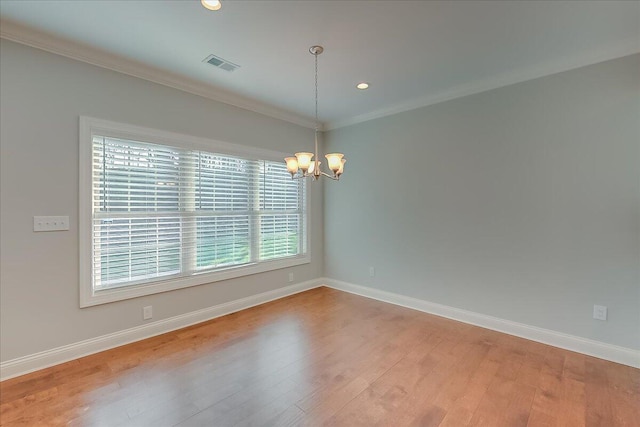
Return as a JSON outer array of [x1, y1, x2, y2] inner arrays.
[[2, 19, 636, 133], [326, 40, 640, 130], [0, 19, 318, 130]]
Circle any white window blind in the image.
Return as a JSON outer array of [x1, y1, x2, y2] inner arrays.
[[84, 123, 308, 304]]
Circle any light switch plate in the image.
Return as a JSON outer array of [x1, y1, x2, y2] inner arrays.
[[34, 216, 69, 232]]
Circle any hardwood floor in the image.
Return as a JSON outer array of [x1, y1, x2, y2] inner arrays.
[[1, 287, 638, 426]]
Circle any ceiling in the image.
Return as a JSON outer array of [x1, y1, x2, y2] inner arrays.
[[1, 1, 638, 129]]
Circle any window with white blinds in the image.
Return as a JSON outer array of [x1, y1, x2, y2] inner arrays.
[[80, 117, 308, 307]]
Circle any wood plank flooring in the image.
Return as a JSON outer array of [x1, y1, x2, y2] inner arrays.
[[1, 287, 638, 426]]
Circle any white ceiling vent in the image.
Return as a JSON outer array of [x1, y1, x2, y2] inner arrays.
[[203, 54, 240, 72]]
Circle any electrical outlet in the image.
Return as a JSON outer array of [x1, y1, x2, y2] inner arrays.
[[288, 272, 294, 282], [143, 306, 153, 320], [593, 305, 607, 321], [369, 266, 375, 277]]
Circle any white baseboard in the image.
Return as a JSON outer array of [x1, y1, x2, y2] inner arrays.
[[323, 278, 640, 369], [0, 279, 323, 381], [2, 278, 637, 381]]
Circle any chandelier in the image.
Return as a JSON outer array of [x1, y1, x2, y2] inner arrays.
[[285, 46, 345, 180]]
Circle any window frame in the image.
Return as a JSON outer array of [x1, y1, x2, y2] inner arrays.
[[79, 117, 310, 307]]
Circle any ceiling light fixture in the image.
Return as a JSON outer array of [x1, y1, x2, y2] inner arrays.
[[356, 82, 369, 90], [201, 0, 222, 11], [285, 46, 345, 181]]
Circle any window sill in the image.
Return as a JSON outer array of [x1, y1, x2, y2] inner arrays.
[[80, 254, 310, 307]]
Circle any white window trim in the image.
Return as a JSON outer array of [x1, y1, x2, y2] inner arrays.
[[79, 116, 310, 307]]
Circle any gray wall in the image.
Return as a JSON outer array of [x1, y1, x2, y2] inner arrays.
[[0, 40, 324, 362], [324, 54, 640, 350], [1, 38, 638, 363]]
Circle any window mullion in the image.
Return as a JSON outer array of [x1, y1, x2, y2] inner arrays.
[[181, 150, 197, 275], [249, 160, 261, 263], [299, 179, 305, 254]]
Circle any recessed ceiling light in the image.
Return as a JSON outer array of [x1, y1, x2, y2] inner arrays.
[[201, 0, 222, 11], [356, 82, 370, 90]]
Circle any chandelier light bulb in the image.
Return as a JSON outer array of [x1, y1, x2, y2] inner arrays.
[[285, 157, 299, 176], [308, 161, 321, 175], [295, 152, 314, 173], [325, 153, 344, 173]]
